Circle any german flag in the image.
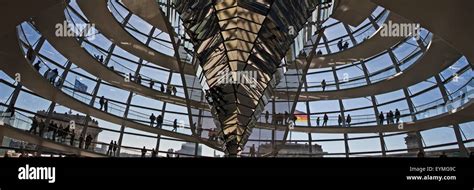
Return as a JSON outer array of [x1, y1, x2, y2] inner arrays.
[[294, 110, 308, 122]]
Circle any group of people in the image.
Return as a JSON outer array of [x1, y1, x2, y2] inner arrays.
[[149, 114, 180, 132], [94, 54, 104, 63], [378, 109, 401, 125], [337, 39, 350, 51], [140, 146, 158, 157], [148, 113, 164, 128], [43, 68, 61, 87], [264, 111, 297, 125], [28, 116, 96, 150], [314, 113, 351, 127], [106, 140, 119, 156], [99, 96, 109, 112], [128, 73, 178, 96]]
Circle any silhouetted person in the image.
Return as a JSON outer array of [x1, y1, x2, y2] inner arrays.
[[321, 79, 326, 92], [338, 114, 342, 126], [79, 135, 84, 149], [107, 140, 113, 156], [33, 61, 41, 71], [337, 39, 343, 51], [172, 86, 177, 96], [149, 113, 156, 127], [149, 80, 154, 89], [99, 55, 104, 63], [249, 144, 256, 157], [99, 96, 105, 110], [113, 141, 118, 157], [141, 146, 147, 157], [388, 110, 394, 124], [191, 122, 197, 135], [104, 99, 108, 112], [323, 114, 328, 126], [386, 112, 390, 125], [284, 111, 289, 124], [265, 111, 269, 123], [26, 46, 34, 61], [160, 84, 165, 93], [156, 114, 163, 128], [49, 69, 59, 84], [151, 148, 157, 158], [70, 129, 75, 146], [316, 117, 320, 126], [43, 69, 51, 81], [346, 114, 351, 127], [379, 112, 385, 125], [136, 75, 142, 85], [85, 134, 92, 150], [395, 109, 401, 124], [172, 119, 178, 132], [317, 49, 322, 55], [343, 41, 349, 50]]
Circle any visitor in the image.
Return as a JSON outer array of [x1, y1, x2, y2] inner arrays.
[[337, 39, 343, 51], [317, 49, 322, 55], [389, 110, 394, 124], [343, 41, 349, 50], [26, 46, 34, 61], [104, 99, 108, 113], [172, 119, 178, 132], [149, 80, 154, 89], [99, 55, 104, 63], [249, 144, 256, 157], [141, 146, 147, 157], [378, 112, 385, 125], [316, 116, 320, 126], [160, 83, 165, 93], [113, 141, 118, 157], [107, 140, 113, 156], [33, 61, 41, 71], [85, 134, 93, 150], [321, 79, 326, 92], [284, 111, 289, 124], [338, 114, 342, 126], [70, 129, 75, 146], [395, 109, 401, 124], [191, 122, 197, 135], [151, 148, 157, 158], [79, 134, 84, 149], [172, 86, 177, 96], [197, 125, 203, 137], [156, 114, 163, 128], [136, 74, 142, 85], [63, 124, 70, 142], [149, 113, 156, 127], [386, 112, 391, 125], [49, 69, 59, 84], [323, 113, 328, 126], [99, 96, 105, 110], [43, 68, 51, 79], [346, 114, 351, 127]]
